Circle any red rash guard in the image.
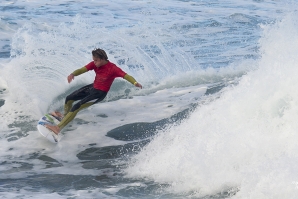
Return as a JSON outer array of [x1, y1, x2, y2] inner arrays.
[[85, 61, 126, 92]]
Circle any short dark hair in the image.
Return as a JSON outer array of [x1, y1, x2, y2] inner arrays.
[[92, 48, 108, 60]]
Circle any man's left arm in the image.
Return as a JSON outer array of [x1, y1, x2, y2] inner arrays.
[[123, 74, 142, 89]]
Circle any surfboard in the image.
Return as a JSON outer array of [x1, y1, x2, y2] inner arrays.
[[37, 113, 61, 143]]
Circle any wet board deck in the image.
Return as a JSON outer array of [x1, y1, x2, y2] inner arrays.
[[37, 113, 61, 143]]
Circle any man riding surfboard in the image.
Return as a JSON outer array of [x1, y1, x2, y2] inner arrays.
[[46, 48, 142, 135]]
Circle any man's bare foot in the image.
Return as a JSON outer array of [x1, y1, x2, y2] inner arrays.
[[50, 111, 64, 121], [45, 124, 60, 135]]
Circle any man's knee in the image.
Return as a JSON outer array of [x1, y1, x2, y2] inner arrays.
[[65, 95, 73, 103], [70, 103, 81, 112]]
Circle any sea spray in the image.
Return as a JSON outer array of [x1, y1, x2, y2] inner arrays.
[[125, 12, 298, 197]]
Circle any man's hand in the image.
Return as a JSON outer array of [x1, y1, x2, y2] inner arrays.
[[135, 82, 142, 89], [67, 74, 75, 83]]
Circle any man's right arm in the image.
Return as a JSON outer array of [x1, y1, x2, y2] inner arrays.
[[72, 66, 88, 76], [67, 66, 88, 83]]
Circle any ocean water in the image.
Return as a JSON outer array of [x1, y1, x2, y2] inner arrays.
[[0, 0, 298, 198]]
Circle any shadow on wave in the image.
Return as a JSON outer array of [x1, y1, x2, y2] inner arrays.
[[106, 104, 197, 141]]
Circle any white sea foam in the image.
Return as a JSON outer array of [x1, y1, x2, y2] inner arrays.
[[125, 12, 298, 198]]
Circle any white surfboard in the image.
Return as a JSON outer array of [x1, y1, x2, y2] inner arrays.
[[37, 113, 61, 143]]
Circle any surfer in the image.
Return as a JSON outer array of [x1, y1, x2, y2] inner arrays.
[[45, 48, 142, 135]]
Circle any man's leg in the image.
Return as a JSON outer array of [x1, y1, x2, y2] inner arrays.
[[64, 84, 94, 115], [47, 88, 107, 134], [58, 102, 93, 129]]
